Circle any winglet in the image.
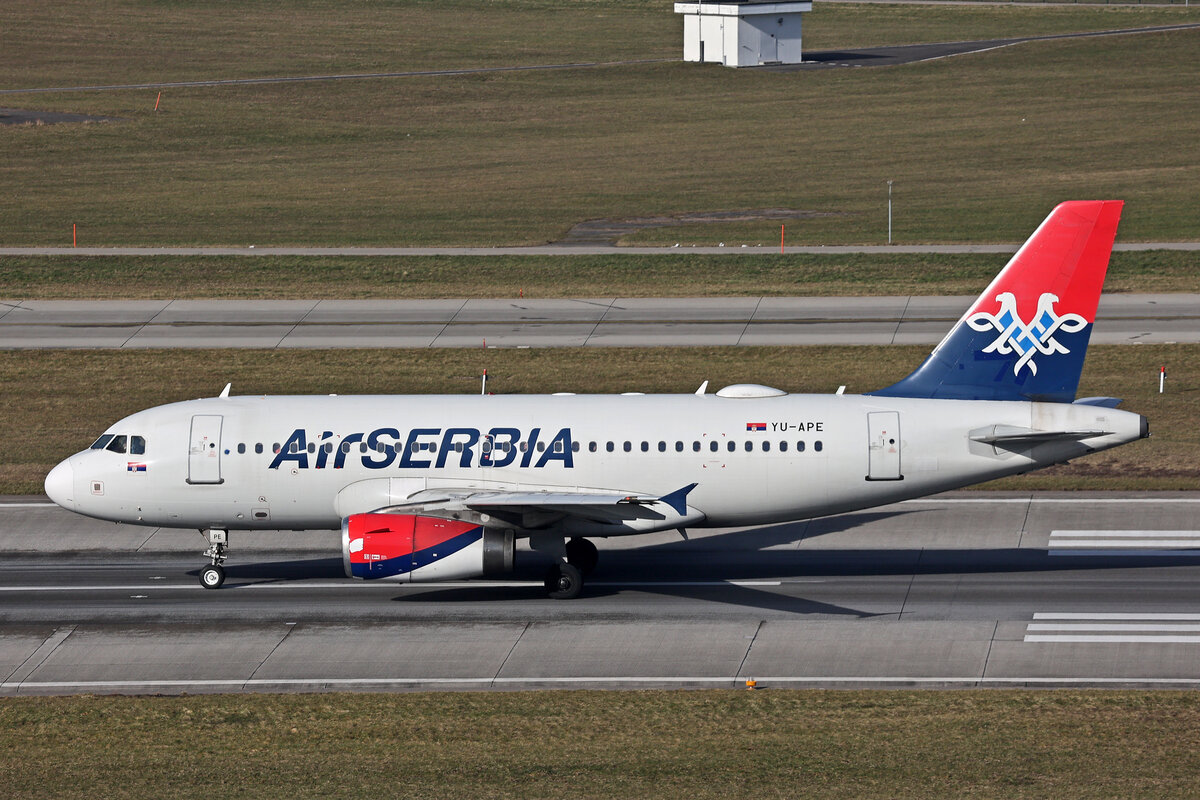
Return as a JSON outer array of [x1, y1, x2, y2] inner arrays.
[[658, 483, 698, 516]]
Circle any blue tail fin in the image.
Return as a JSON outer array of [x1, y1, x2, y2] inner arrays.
[[871, 200, 1122, 403]]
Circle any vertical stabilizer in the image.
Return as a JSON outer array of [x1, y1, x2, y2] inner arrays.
[[871, 200, 1122, 402]]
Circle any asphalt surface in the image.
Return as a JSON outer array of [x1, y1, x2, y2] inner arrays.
[[4, 493, 1200, 694], [0, 294, 1193, 349]]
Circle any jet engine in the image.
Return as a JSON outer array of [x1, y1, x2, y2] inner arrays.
[[342, 513, 513, 582]]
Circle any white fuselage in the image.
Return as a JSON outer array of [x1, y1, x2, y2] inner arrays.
[[46, 390, 1146, 536]]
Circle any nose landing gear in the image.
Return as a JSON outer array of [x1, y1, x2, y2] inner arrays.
[[199, 529, 228, 589]]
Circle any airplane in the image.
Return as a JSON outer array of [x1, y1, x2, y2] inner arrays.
[[44, 200, 1147, 599]]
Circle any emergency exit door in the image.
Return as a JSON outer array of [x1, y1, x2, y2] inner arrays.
[[867, 411, 902, 481], [188, 414, 224, 484]]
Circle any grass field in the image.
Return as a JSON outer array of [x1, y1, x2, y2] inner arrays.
[[2, 249, 1199, 298], [4, 690, 1200, 799], [4, 2, 1199, 246], [2, 344, 1192, 495]]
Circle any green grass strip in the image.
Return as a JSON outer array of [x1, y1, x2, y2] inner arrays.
[[4, 690, 1200, 799]]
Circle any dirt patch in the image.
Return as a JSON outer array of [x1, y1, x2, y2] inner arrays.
[[557, 209, 845, 245], [0, 108, 119, 126]]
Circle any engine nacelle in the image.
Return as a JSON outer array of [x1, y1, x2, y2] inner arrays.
[[342, 513, 514, 582]]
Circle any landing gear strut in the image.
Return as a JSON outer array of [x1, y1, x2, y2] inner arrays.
[[565, 537, 598, 576], [540, 537, 598, 599], [199, 529, 228, 589]]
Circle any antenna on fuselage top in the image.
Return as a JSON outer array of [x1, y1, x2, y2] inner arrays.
[[695, 381, 709, 396], [219, 383, 231, 399]]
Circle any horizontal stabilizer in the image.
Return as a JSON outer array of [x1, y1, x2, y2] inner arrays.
[[970, 424, 1112, 445]]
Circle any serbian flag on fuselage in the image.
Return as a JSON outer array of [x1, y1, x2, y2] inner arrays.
[[746, 422, 766, 432]]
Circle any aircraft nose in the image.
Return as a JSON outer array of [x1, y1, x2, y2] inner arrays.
[[44, 459, 75, 510]]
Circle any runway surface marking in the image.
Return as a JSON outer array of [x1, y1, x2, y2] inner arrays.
[[1026, 612, 1200, 643], [1049, 530, 1200, 551]]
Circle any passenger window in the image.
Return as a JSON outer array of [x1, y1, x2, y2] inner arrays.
[[572, 442, 580, 452], [675, 442, 684, 452], [623, 441, 631, 452], [797, 441, 805, 452], [106, 435, 127, 454], [780, 441, 788, 452], [237, 443, 246, 454], [273, 443, 281, 453], [323, 443, 333, 454], [606, 442, 614, 453], [727, 441, 735, 452], [359, 443, 367, 453], [90, 434, 114, 450], [815, 441, 823, 452], [130, 436, 146, 455], [744, 441, 753, 452], [307, 443, 316, 454], [762, 441, 770, 452], [339, 442, 349, 454], [589, 442, 597, 453], [710, 441, 719, 452], [640, 442, 649, 452], [658, 442, 667, 452], [255, 443, 264, 454], [692, 442, 700, 452], [538, 442, 546, 452], [553, 441, 563, 453]]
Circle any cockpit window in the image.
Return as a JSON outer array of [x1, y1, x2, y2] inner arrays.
[[130, 436, 146, 455], [105, 435, 128, 454], [90, 434, 115, 450]]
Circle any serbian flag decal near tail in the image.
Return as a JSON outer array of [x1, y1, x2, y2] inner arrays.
[[872, 200, 1122, 403], [746, 422, 767, 432]]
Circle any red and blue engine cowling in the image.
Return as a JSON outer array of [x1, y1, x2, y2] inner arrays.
[[342, 513, 514, 581]]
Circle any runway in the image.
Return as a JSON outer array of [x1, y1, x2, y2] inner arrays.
[[4, 492, 1200, 694], [1, 294, 1195, 349]]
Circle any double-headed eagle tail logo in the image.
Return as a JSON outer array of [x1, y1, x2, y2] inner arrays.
[[965, 292, 1087, 377]]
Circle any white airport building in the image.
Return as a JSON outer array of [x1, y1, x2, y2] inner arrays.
[[674, 1, 813, 67]]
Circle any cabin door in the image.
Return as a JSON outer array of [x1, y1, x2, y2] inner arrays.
[[866, 411, 902, 481], [188, 414, 224, 484]]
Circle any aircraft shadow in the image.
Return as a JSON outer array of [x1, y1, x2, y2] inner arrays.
[[188, 503, 1200, 616]]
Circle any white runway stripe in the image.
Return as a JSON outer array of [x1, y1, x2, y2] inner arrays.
[[1035, 613, 1200, 621], [1026, 612, 1200, 644], [1047, 530, 1200, 554], [1024, 635, 1200, 644]]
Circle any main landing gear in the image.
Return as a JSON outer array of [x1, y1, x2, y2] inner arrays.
[[543, 537, 598, 600], [199, 529, 228, 589]]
